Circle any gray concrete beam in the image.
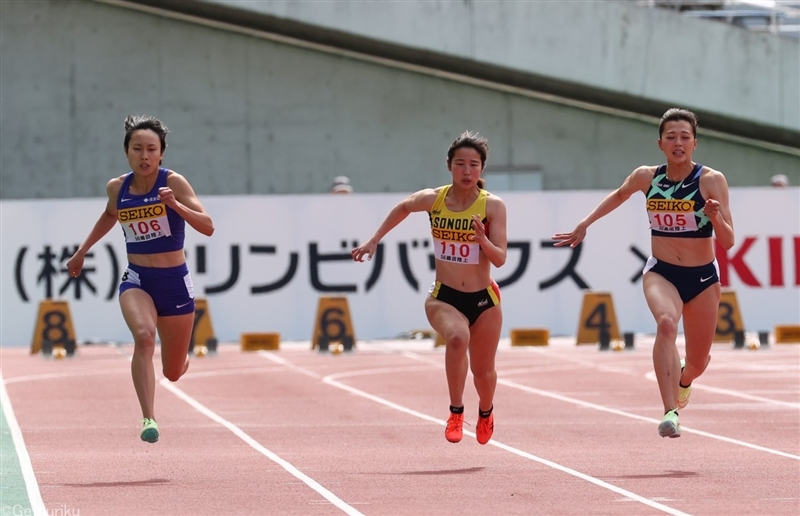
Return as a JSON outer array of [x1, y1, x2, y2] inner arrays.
[[114, 0, 800, 148]]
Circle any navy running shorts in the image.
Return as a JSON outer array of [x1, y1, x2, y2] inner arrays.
[[643, 256, 719, 303], [119, 262, 195, 316]]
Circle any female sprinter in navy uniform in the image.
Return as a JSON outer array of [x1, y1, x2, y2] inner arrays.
[[552, 108, 734, 438], [352, 131, 508, 445], [67, 116, 214, 443]]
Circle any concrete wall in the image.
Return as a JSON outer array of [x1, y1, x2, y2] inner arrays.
[[197, 0, 800, 135], [1, 0, 798, 200]]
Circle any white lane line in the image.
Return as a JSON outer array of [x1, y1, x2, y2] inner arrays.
[[524, 346, 800, 407], [179, 366, 287, 379], [3, 369, 130, 384], [643, 371, 800, 409], [257, 354, 690, 516], [398, 350, 800, 460], [158, 379, 364, 516], [498, 378, 800, 461], [256, 350, 323, 379], [108, 346, 362, 515], [0, 372, 47, 516]]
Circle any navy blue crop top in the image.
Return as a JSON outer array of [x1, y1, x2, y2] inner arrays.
[[116, 168, 186, 254]]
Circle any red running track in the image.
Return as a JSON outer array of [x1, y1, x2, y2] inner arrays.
[[1, 336, 798, 516]]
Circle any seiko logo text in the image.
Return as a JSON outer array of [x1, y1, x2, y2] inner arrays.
[[646, 200, 695, 212], [118, 204, 166, 222], [432, 229, 475, 242]]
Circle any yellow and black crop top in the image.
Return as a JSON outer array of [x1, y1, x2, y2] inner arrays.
[[428, 185, 489, 264], [646, 164, 713, 238]]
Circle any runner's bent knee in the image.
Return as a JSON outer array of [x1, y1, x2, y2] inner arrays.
[[131, 326, 157, 348], [445, 331, 470, 352], [654, 313, 679, 339]]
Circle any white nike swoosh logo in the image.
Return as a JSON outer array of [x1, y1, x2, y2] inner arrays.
[[121, 198, 133, 202], [680, 182, 695, 189], [176, 301, 193, 309], [700, 276, 714, 282]]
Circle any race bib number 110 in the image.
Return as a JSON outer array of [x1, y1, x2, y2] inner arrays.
[[434, 239, 480, 265]]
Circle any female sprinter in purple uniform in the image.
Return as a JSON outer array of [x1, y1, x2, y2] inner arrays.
[[67, 116, 214, 443]]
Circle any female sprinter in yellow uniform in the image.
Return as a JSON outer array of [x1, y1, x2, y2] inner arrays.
[[352, 131, 507, 445]]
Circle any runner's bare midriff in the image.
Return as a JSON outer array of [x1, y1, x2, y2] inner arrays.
[[652, 236, 715, 267], [435, 259, 493, 292], [127, 249, 186, 268]]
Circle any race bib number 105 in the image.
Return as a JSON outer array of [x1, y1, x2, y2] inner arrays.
[[648, 211, 698, 233], [118, 203, 172, 243], [646, 199, 698, 234]]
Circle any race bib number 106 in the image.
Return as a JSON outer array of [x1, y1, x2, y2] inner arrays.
[[119, 203, 172, 243]]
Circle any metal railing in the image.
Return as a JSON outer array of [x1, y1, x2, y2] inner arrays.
[[637, 0, 800, 38]]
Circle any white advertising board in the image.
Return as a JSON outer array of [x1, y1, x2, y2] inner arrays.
[[1, 188, 798, 345]]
